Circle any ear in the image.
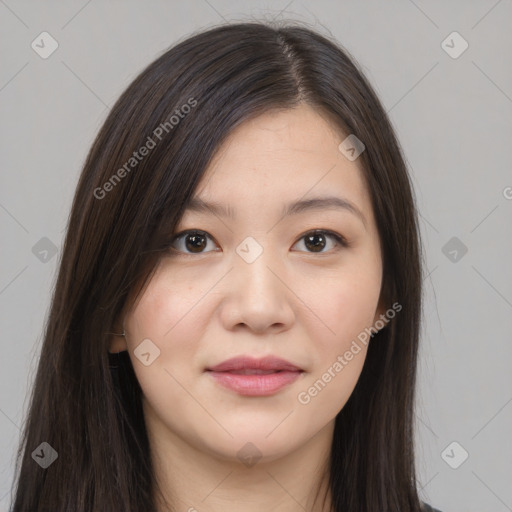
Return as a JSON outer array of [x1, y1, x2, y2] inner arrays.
[[108, 334, 128, 354], [108, 318, 128, 353]]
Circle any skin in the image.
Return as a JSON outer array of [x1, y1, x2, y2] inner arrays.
[[110, 103, 386, 512]]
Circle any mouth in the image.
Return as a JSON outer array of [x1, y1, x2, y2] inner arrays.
[[217, 369, 290, 375], [205, 356, 304, 396]]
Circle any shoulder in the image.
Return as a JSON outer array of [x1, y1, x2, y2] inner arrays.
[[422, 502, 442, 512]]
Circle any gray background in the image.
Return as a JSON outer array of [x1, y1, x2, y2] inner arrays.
[[1, 1, 511, 511]]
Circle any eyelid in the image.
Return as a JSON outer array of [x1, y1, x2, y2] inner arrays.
[[168, 228, 349, 255]]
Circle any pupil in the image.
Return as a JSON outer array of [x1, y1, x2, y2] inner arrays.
[[305, 233, 325, 252], [185, 232, 206, 253]]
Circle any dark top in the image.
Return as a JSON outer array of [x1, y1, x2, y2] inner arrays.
[[423, 502, 442, 512]]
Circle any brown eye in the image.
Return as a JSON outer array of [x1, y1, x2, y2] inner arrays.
[[170, 230, 218, 254], [304, 232, 327, 252], [169, 229, 347, 256], [292, 230, 347, 254]]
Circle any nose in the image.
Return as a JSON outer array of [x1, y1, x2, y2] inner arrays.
[[219, 244, 295, 334]]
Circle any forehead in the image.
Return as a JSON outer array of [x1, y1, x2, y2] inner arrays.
[[191, 105, 372, 220]]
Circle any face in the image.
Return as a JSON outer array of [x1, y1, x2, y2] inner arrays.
[[111, 104, 385, 464]]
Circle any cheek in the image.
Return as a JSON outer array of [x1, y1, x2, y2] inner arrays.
[[298, 256, 381, 413], [124, 267, 213, 380], [128, 261, 213, 338], [315, 258, 382, 348], [123, 273, 221, 443]]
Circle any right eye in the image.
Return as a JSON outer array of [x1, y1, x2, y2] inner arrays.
[[169, 230, 220, 255]]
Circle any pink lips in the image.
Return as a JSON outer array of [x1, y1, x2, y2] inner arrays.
[[205, 356, 304, 396]]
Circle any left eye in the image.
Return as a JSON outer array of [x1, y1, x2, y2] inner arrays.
[[291, 230, 348, 253], [168, 229, 347, 255]]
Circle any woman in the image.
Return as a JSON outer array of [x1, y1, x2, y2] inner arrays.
[[10, 21, 442, 512]]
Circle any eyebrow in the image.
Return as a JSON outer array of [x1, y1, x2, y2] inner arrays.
[[184, 195, 367, 227]]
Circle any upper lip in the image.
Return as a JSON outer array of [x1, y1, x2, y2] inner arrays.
[[206, 356, 303, 372]]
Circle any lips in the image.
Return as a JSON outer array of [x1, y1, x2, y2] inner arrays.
[[205, 356, 304, 396], [206, 355, 303, 373]]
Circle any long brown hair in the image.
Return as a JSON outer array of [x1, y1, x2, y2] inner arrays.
[[10, 21, 423, 511]]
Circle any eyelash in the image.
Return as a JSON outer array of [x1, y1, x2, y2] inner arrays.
[[168, 229, 349, 256]]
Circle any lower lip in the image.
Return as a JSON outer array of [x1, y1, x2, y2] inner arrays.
[[206, 370, 303, 396]]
